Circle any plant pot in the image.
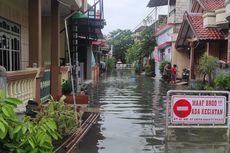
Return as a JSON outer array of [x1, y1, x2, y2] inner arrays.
[[54, 95, 89, 105]]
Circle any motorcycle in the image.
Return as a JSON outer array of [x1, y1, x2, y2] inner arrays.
[[182, 68, 190, 82]]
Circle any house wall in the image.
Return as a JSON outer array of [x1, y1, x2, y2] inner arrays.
[[42, 16, 66, 68], [42, 16, 51, 67], [168, 0, 192, 24], [156, 27, 173, 45], [208, 41, 227, 62], [168, 0, 193, 33], [163, 46, 172, 61], [209, 42, 220, 58], [0, 0, 29, 70], [171, 42, 190, 78]]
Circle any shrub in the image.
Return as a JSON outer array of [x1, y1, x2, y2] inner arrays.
[[198, 55, 218, 83], [144, 65, 152, 76], [159, 61, 171, 76], [105, 57, 116, 71], [62, 80, 72, 95], [36, 98, 78, 136], [0, 97, 59, 152], [214, 73, 230, 91]]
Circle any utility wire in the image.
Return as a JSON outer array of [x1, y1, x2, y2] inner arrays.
[[132, 7, 156, 32]]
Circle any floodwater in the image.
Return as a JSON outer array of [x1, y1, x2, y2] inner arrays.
[[75, 70, 229, 153]]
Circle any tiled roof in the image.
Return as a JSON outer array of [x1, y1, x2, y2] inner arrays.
[[198, 0, 225, 11], [188, 13, 228, 40]]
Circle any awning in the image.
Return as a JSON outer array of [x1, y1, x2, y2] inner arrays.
[[147, 0, 168, 7]]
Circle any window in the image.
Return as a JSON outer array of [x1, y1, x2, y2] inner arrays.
[[0, 17, 20, 71]]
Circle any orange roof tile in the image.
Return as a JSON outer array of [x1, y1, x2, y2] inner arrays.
[[198, 0, 224, 11], [188, 14, 227, 40]]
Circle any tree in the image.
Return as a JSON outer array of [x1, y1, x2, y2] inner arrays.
[[198, 55, 218, 84], [125, 42, 141, 63], [107, 29, 134, 63], [138, 26, 156, 58], [125, 26, 156, 64]]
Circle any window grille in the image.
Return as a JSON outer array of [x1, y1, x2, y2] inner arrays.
[[0, 17, 21, 71]]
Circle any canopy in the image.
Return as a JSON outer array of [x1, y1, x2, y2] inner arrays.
[[147, 0, 168, 7], [147, 0, 175, 7]]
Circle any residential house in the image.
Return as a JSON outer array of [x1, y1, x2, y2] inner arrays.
[[147, 0, 194, 77], [0, 0, 105, 111], [154, 23, 175, 77], [175, 0, 228, 80], [133, 15, 167, 71]]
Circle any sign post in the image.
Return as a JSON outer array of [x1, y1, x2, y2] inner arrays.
[[166, 90, 230, 140], [172, 96, 226, 124]]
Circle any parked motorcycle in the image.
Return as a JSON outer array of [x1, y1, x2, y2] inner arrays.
[[182, 68, 190, 82]]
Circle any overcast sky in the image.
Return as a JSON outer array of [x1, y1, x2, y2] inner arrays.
[[88, 0, 168, 34]]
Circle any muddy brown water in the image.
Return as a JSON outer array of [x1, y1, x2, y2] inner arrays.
[[74, 70, 229, 153]]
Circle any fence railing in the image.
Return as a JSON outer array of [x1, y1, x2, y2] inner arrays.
[[7, 69, 38, 112]]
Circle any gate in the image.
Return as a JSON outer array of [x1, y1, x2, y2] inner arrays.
[[166, 90, 230, 139]]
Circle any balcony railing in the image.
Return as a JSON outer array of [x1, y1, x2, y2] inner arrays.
[[7, 69, 38, 112]]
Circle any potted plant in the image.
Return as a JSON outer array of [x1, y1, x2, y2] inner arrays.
[[59, 80, 89, 105], [62, 80, 72, 95]]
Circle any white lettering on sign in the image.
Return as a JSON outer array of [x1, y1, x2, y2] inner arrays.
[[171, 95, 226, 124], [177, 106, 189, 111]]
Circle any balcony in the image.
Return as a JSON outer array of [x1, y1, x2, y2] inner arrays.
[[203, 12, 217, 28], [7, 68, 39, 112], [215, 8, 228, 29], [225, 0, 230, 21]]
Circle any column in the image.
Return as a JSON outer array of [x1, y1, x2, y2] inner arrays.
[[51, 0, 61, 96], [189, 42, 195, 80], [29, 0, 42, 103]]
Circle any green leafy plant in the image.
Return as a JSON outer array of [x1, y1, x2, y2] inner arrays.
[[0, 97, 60, 153], [144, 65, 152, 76], [198, 55, 218, 84], [214, 73, 230, 91], [36, 98, 78, 136], [159, 60, 171, 76], [105, 57, 116, 72], [62, 80, 72, 95]]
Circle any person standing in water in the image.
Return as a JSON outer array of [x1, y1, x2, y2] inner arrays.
[[171, 64, 177, 84]]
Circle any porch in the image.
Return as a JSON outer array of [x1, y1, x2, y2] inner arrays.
[[175, 12, 228, 80], [0, 0, 104, 112]]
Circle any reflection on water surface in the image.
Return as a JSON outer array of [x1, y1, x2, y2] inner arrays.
[[75, 70, 229, 153]]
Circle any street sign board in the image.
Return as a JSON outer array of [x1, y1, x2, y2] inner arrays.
[[172, 95, 226, 124]]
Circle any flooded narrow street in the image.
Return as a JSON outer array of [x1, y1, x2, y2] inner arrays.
[[75, 70, 229, 153]]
